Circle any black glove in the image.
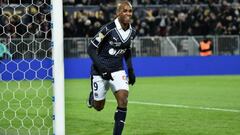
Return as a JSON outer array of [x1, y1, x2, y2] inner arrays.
[[99, 67, 113, 80], [128, 68, 135, 85], [101, 71, 113, 80]]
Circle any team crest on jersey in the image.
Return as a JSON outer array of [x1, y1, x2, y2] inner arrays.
[[96, 32, 105, 42], [122, 75, 127, 80]]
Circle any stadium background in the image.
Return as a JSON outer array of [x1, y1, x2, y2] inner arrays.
[[62, 1, 240, 135], [62, 0, 240, 78], [0, 0, 240, 135], [2, 0, 240, 80]]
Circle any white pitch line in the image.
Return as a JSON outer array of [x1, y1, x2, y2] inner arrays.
[[108, 100, 240, 113]]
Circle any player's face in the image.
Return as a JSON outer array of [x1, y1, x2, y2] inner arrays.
[[118, 4, 132, 25]]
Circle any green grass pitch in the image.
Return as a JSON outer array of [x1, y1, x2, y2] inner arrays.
[[1, 75, 240, 135], [66, 75, 240, 135]]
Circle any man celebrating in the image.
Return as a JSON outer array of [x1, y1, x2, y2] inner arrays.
[[87, 1, 136, 135]]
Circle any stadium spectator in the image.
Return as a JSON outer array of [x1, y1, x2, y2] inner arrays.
[[1, 0, 240, 38], [86, 1, 136, 135], [199, 37, 213, 56], [61, 1, 240, 37], [62, 0, 239, 5]]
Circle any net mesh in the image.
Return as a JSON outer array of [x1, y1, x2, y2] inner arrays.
[[0, 0, 53, 134]]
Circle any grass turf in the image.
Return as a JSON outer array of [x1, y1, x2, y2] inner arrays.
[[1, 75, 240, 135], [65, 76, 240, 135]]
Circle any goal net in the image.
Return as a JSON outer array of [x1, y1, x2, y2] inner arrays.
[[0, 0, 64, 135]]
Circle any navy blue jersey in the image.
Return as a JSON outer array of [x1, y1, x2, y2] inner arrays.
[[89, 18, 136, 75]]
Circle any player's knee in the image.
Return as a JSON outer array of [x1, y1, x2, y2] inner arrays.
[[95, 107, 104, 111], [118, 98, 128, 108], [123, 99, 128, 107], [93, 100, 105, 111], [94, 105, 104, 111]]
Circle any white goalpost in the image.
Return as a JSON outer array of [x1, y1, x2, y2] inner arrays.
[[52, 0, 65, 135], [0, 0, 65, 135]]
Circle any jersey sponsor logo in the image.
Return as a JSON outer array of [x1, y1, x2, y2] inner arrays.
[[109, 36, 122, 47], [109, 41, 121, 47], [108, 48, 127, 56], [109, 48, 117, 55], [96, 32, 105, 42]]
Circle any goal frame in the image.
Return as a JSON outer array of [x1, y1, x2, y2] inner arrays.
[[52, 0, 65, 135]]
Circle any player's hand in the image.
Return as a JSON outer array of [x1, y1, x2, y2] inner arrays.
[[128, 68, 135, 85], [98, 67, 113, 80], [101, 71, 113, 80]]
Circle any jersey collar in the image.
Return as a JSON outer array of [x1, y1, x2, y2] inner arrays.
[[114, 18, 132, 31]]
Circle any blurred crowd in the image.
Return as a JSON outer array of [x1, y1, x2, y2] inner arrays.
[[1, 0, 240, 39], [0, 1, 51, 39], [63, 0, 240, 37], [63, 0, 239, 5]]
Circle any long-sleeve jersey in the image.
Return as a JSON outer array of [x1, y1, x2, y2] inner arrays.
[[88, 18, 136, 75]]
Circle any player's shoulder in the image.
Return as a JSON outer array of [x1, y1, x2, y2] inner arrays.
[[131, 27, 136, 35], [100, 21, 116, 35], [130, 26, 137, 38]]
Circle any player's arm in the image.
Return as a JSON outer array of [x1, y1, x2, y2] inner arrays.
[[124, 48, 135, 85], [87, 45, 105, 72], [87, 26, 113, 80]]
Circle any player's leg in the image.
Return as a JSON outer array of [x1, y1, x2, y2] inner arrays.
[[110, 70, 129, 135], [87, 75, 109, 111], [87, 90, 94, 108], [113, 90, 128, 135], [87, 91, 106, 111]]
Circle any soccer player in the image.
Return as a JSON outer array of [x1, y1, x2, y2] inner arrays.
[[87, 1, 136, 135]]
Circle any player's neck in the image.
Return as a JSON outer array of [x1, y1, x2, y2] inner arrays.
[[120, 22, 130, 31]]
